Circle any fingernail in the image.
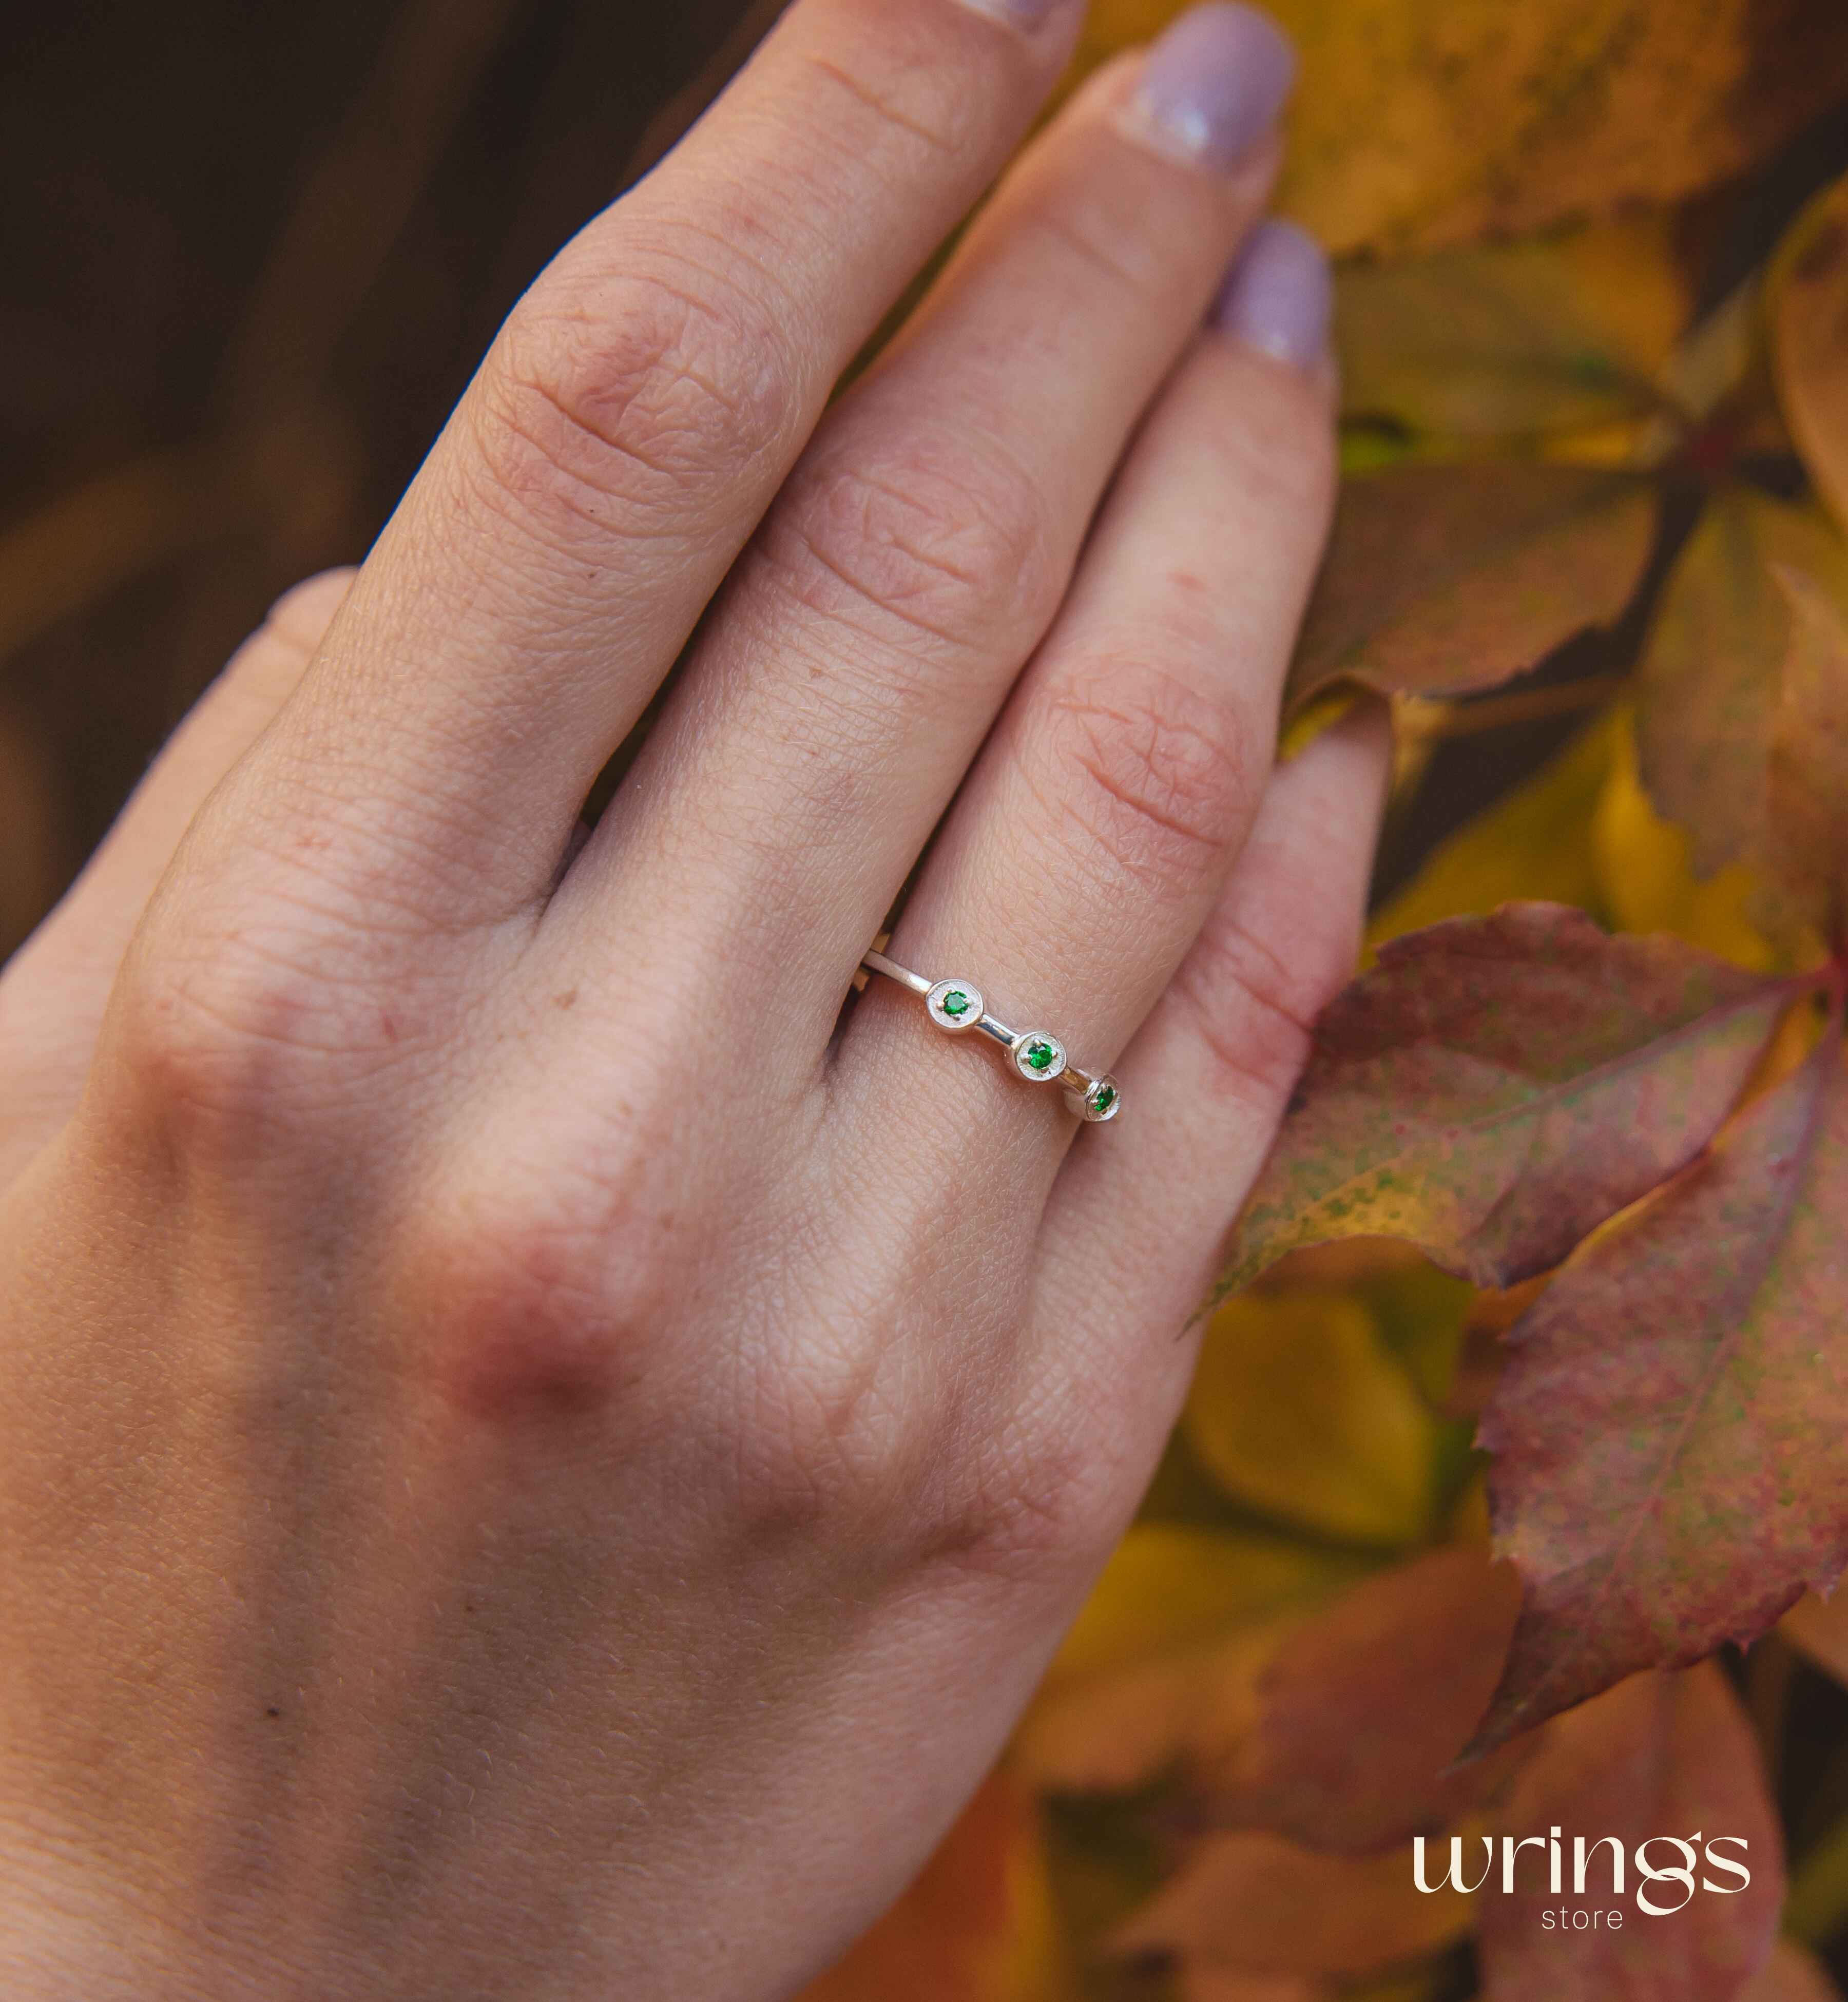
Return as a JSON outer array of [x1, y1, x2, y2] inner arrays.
[[954, 0, 1076, 30], [1208, 218, 1331, 370], [1129, 3, 1296, 170]]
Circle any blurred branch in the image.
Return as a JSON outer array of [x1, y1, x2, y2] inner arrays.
[[220, 0, 532, 415], [0, 403, 360, 670], [0, 0, 528, 686]]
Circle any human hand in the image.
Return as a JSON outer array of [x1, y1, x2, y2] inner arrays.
[[0, 2, 1388, 1995]]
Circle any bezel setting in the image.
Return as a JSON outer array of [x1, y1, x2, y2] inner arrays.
[[1067, 1073, 1122, 1123], [926, 978, 985, 1032], [1012, 1032, 1067, 1084]]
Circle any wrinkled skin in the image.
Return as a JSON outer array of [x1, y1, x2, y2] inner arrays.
[[0, 1, 1386, 1995]]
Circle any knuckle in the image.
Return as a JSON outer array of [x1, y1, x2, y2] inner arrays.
[[398, 1135, 683, 1428], [761, 428, 1056, 662], [1031, 662, 1257, 891], [471, 262, 796, 528], [800, 45, 985, 166], [1170, 903, 1322, 1112], [929, 1383, 1138, 1587], [111, 932, 364, 1157]]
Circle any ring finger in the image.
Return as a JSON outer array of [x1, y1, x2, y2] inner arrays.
[[842, 217, 1338, 1161]]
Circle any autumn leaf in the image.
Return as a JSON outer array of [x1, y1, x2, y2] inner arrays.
[[1174, 1549, 1528, 1856], [1287, 464, 1656, 710], [1172, 1971, 1318, 2002], [1471, 1017, 1848, 1750], [1335, 216, 1688, 446], [1108, 1827, 1472, 1982], [1475, 1665, 1784, 2002], [1780, 1587, 1848, 1687], [1045, 1523, 1355, 1689], [1370, 715, 1620, 947], [1740, 1942, 1847, 2002], [1183, 1292, 1439, 1545], [1076, 0, 1848, 258], [1635, 490, 1848, 881], [1222, 906, 1793, 1294], [1765, 566, 1848, 937], [1021, 1550, 1526, 1857], [1772, 170, 1848, 531], [1592, 709, 1777, 970], [796, 1768, 1068, 2002]]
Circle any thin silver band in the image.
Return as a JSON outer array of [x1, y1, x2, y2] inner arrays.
[[860, 948, 1122, 1124]]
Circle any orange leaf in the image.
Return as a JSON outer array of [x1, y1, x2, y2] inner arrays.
[[1779, 1589, 1848, 1687], [1772, 171, 1848, 533], [1179, 1549, 1528, 1855], [797, 1768, 1066, 2002], [1476, 1665, 1783, 2001], [1635, 490, 1848, 881], [1109, 1829, 1471, 1980], [1766, 566, 1848, 939]]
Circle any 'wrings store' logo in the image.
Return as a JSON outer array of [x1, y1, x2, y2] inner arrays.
[[1415, 1831, 1753, 1925]]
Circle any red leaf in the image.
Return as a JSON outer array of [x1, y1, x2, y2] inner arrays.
[[1289, 464, 1656, 710], [1476, 1665, 1783, 2002], [1223, 906, 1792, 1293], [1473, 1020, 1848, 1748]]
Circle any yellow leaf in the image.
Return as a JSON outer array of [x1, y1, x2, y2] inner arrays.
[[1047, 1524, 1353, 1687], [1771, 170, 1848, 533], [797, 1769, 1070, 2002], [1369, 709, 1619, 948], [1074, 0, 1848, 257], [1336, 215, 1689, 444], [1184, 1292, 1438, 1548], [1591, 706, 1776, 968]]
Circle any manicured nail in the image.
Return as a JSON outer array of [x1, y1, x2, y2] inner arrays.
[[954, 0, 1075, 30], [1129, 3, 1296, 170], [1208, 218, 1331, 370]]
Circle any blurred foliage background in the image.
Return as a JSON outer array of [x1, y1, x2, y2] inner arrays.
[[9, 5, 1848, 2000]]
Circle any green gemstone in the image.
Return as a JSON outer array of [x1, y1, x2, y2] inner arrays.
[[1093, 1084, 1116, 1114], [941, 989, 971, 1019], [1025, 1040, 1056, 1073]]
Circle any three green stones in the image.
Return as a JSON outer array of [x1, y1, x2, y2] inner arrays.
[[903, 965, 1118, 1120]]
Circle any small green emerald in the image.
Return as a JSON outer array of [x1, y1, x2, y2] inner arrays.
[[1093, 1084, 1116, 1114], [1025, 1041, 1056, 1073], [941, 989, 971, 1019]]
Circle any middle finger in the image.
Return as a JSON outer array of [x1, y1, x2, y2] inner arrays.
[[547, 6, 1298, 1042]]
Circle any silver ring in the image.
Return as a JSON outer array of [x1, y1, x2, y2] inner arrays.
[[859, 948, 1122, 1124]]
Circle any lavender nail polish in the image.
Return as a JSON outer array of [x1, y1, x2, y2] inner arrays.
[[1132, 3, 1297, 169], [1209, 218, 1331, 371]]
